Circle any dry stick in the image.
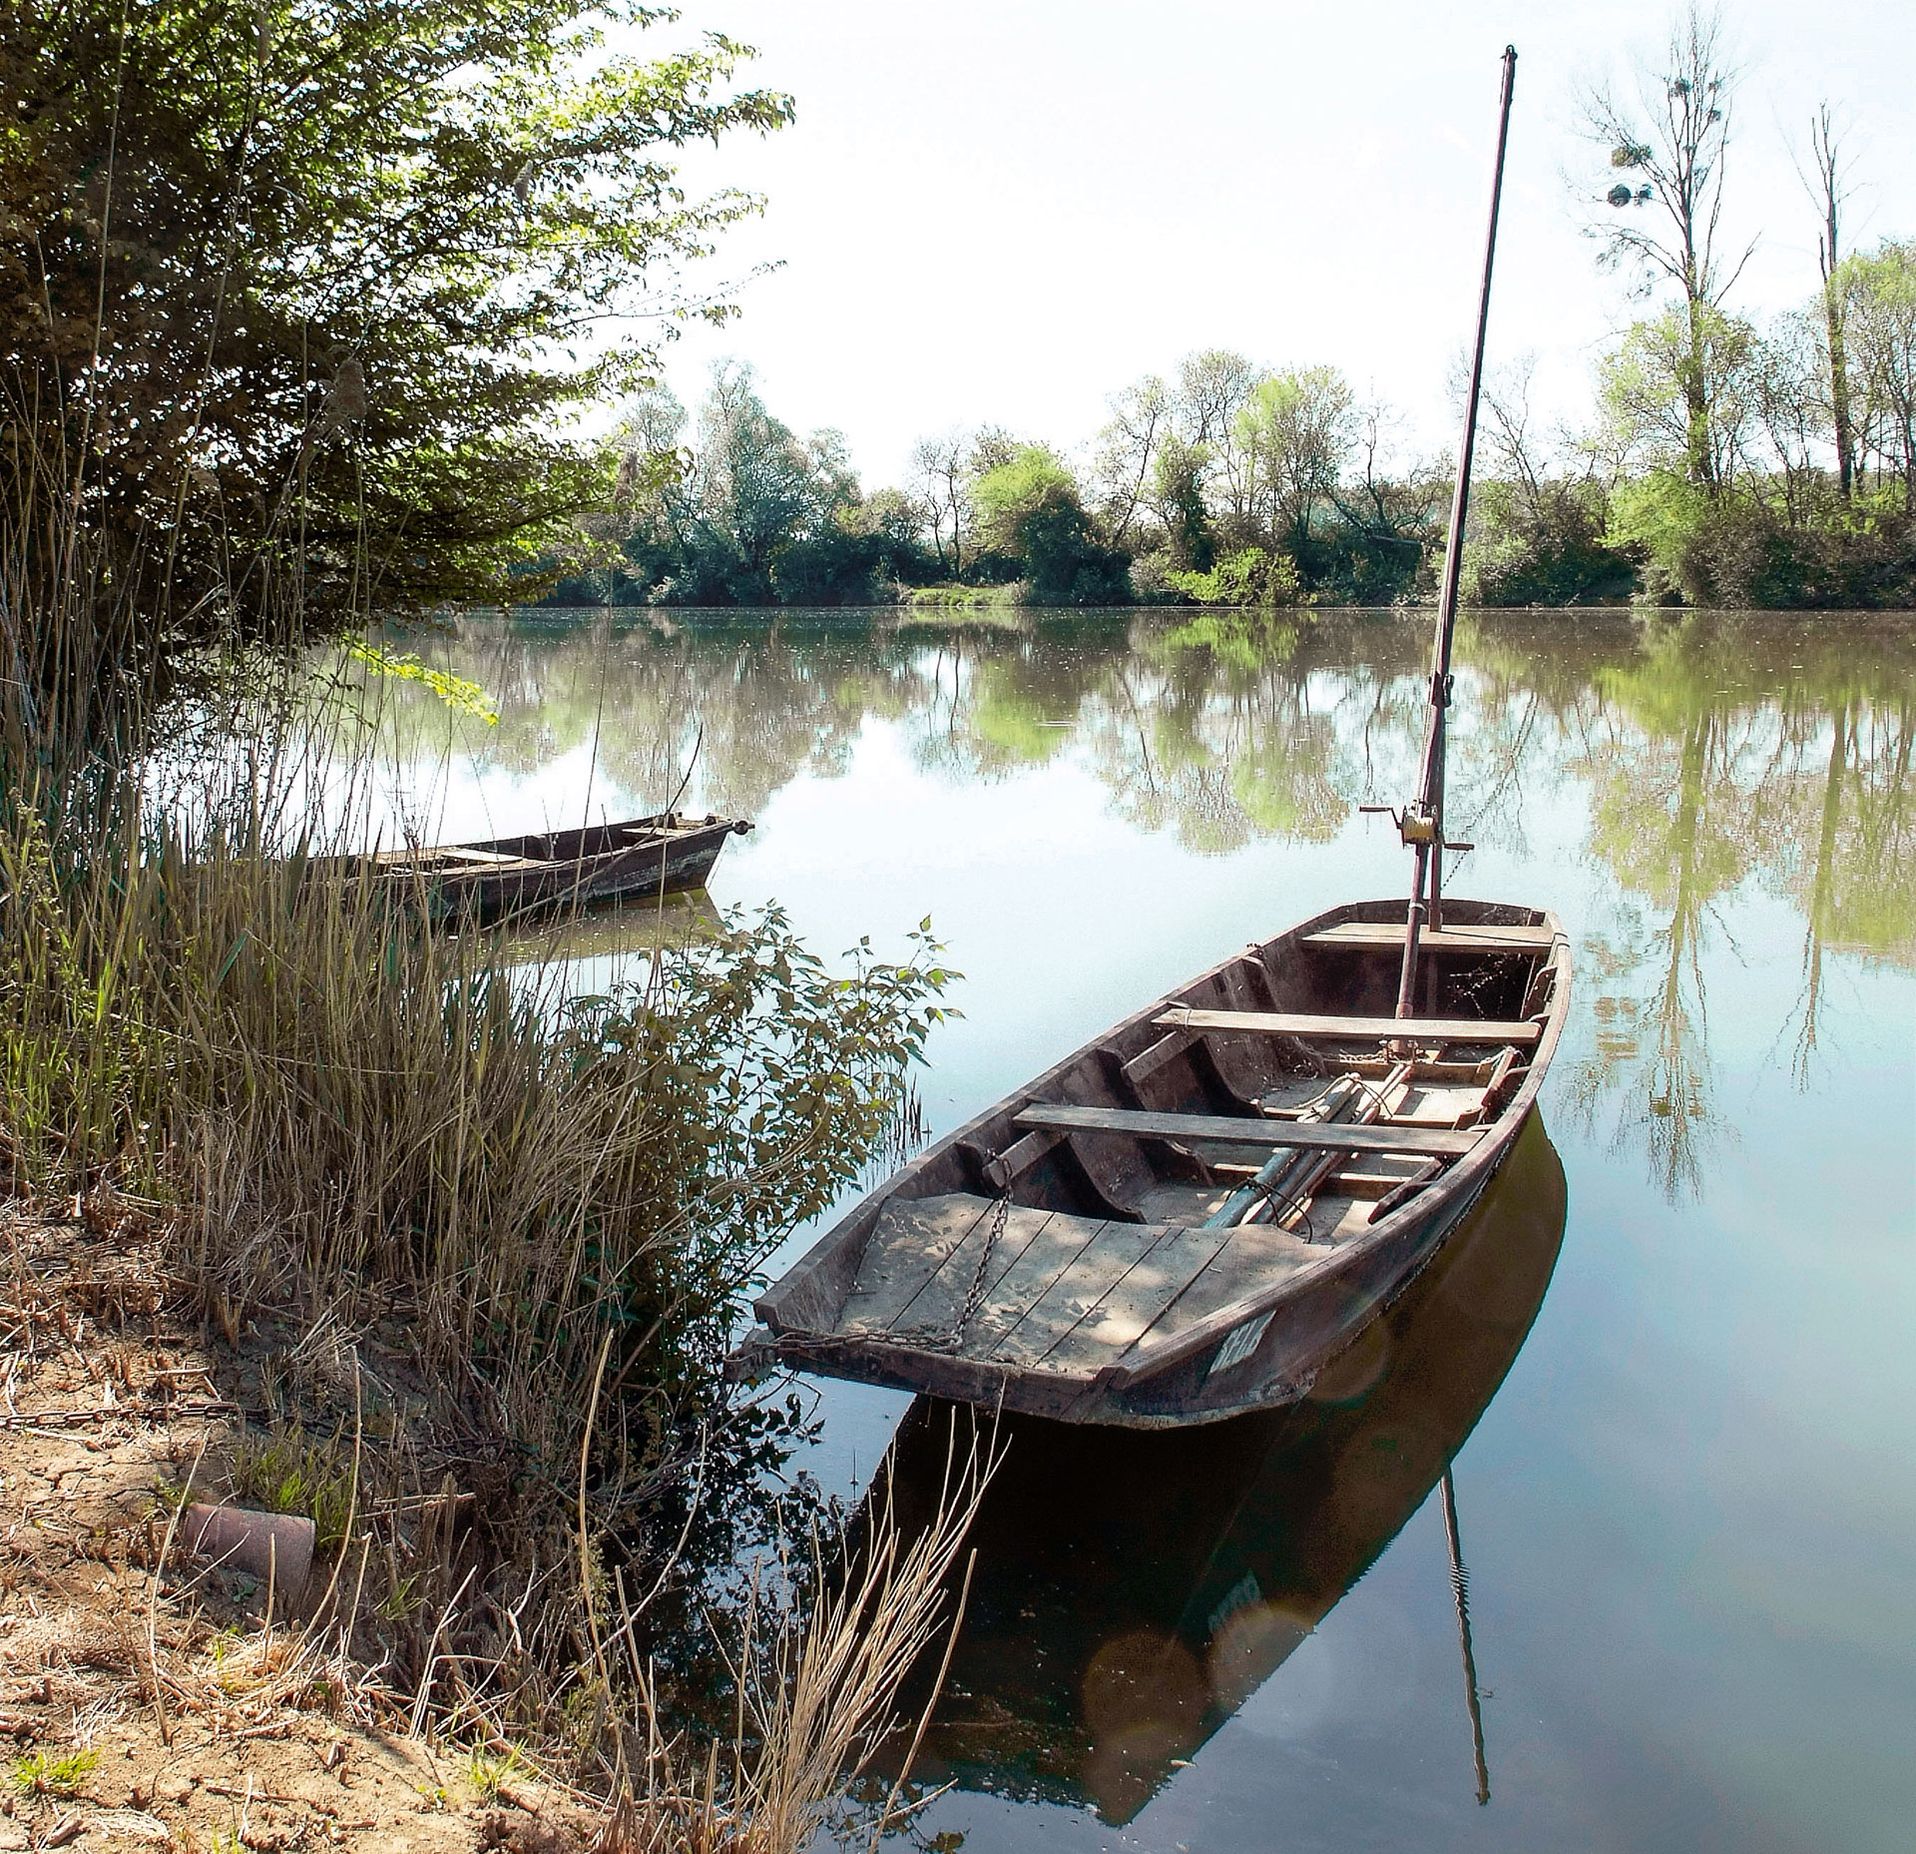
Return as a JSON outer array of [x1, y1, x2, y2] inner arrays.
[[577, 1331, 616, 1700], [146, 1432, 209, 1749], [302, 1359, 367, 1668], [409, 1561, 479, 1741], [864, 1547, 977, 1854]]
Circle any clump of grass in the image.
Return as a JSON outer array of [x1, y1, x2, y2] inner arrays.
[[603, 1436, 991, 1852], [464, 1742, 525, 1802], [9, 1747, 100, 1799], [897, 582, 1022, 610], [228, 1427, 357, 1555]]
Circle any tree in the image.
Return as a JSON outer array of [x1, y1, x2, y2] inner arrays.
[[971, 445, 1130, 606], [1, 0, 790, 649], [1580, 4, 1752, 491], [1146, 434, 1215, 572], [1461, 360, 1635, 606], [1842, 241, 1916, 512], [1600, 305, 1760, 492], [1802, 104, 1858, 502], [696, 364, 827, 596], [1174, 348, 1261, 529], [909, 431, 974, 578], [1091, 374, 1170, 548], [1749, 311, 1829, 527], [1324, 395, 1446, 601], [1601, 306, 1775, 602], [609, 365, 893, 606], [1235, 366, 1355, 557]]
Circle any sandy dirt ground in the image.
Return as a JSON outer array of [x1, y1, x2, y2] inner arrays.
[[0, 1206, 591, 1854]]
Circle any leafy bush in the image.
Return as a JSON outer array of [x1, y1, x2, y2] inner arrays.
[[972, 447, 1132, 606], [1167, 544, 1304, 607], [1465, 480, 1639, 606]]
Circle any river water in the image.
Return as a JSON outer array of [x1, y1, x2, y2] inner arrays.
[[364, 606, 1914, 1854]]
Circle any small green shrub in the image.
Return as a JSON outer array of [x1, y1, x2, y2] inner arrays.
[[1167, 544, 1305, 608]]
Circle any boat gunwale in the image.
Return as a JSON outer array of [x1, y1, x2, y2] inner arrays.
[[361, 811, 747, 879]]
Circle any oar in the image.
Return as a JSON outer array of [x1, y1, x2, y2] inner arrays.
[[1205, 1063, 1412, 1230]]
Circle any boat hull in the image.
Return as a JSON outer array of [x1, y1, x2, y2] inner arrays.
[[348, 813, 751, 921], [745, 896, 1570, 1427], [860, 1113, 1568, 1820]]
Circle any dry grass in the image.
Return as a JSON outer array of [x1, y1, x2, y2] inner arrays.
[[601, 1436, 990, 1853], [2, 1208, 986, 1851]]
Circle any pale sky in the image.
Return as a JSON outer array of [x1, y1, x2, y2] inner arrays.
[[642, 0, 1916, 488]]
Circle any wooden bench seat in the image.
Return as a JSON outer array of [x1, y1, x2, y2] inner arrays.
[[1301, 921, 1553, 952], [436, 846, 529, 866], [1155, 1006, 1540, 1045], [1012, 1102, 1479, 1157]]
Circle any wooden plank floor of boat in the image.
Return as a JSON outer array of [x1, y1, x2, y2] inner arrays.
[[839, 1194, 1318, 1374]]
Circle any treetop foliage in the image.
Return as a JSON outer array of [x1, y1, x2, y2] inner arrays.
[[1, 0, 791, 637]]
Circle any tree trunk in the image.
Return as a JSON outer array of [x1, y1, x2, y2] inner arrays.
[[1683, 293, 1715, 492], [1811, 107, 1855, 504], [1825, 286, 1855, 505]]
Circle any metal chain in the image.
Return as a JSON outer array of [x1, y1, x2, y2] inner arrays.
[[950, 1188, 1012, 1346], [879, 1188, 1013, 1357]]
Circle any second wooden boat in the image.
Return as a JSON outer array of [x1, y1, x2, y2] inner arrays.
[[737, 47, 1558, 1428], [355, 811, 751, 920]]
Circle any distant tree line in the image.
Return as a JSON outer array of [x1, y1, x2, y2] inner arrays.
[[1482, 7, 1916, 609], [551, 6, 1916, 614], [546, 354, 1447, 610]]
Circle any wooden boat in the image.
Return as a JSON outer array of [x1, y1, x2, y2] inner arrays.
[[863, 1114, 1566, 1822], [354, 812, 751, 919], [745, 899, 1567, 1426], [738, 49, 1553, 1428]]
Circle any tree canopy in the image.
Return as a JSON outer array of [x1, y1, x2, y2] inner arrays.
[[1, 0, 790, 647]]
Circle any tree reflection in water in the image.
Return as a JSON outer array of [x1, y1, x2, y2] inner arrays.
[[352, 607, 1916, 1203]]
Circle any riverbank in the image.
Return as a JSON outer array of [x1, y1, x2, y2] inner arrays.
[[0, 736, 965, 1850], [0, 1203, 595, 1852], [2, 1182, 977, 1852]]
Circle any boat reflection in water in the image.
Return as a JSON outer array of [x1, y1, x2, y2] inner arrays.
[[494, 884, 724, 966], [868, 1113, 1567, 1826]]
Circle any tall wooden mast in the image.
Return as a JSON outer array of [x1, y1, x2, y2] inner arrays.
[[1394, 46, 1519, 1022]]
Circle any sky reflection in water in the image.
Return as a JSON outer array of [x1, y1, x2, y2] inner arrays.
[[363, 607, 1915, 1854]]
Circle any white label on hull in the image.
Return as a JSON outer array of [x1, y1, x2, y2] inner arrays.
[[1207, 1310, 1273, 1379]]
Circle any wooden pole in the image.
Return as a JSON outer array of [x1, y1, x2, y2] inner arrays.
[[1395, 45, 1518, 1022], [1441, 1468, 1492, 1807]]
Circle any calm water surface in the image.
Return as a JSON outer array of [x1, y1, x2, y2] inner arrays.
[[369, 607, 1915, 1854]]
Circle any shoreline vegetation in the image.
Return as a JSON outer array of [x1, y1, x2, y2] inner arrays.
[[2, 0, 978, 1842], [538, 16, 1916, 620], [0, 647, 973, 1846]]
